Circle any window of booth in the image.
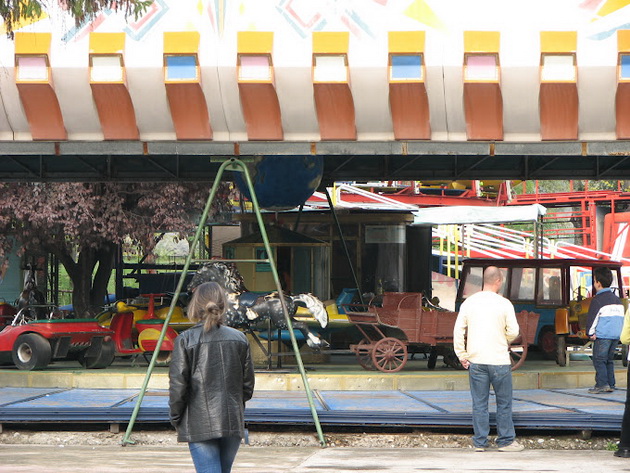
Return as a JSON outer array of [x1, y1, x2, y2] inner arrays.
[[90, 54, 124, 82], [390, 54, 423, 81], [541, 54, 576, 82], [238, 54, 272, 82], [165, 54, 199, 81], [464, 54, 499, 81], [313, 54, 348, 82], [16, 55, 48, 82], [620, 53, 630, 80]]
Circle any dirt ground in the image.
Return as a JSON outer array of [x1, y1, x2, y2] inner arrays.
[[0, 425, 621, 451]]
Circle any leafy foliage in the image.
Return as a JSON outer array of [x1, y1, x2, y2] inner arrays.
[[0, 181, 234, 316], [0, 0, 152, 37]]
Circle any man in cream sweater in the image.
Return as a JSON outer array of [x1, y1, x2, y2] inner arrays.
[[453, 266, 522, 452]]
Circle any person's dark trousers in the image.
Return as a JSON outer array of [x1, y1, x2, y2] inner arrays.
[[616, 365, 630, 457], [592, 338, 617, 388]]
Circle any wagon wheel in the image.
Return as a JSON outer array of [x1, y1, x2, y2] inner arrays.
[[355, 339, 375, 371], [371, 337, 408, 373], [509, 337, 528, 371]]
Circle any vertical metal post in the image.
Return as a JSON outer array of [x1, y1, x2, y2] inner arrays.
[[122, 158, 326, 447], [534, 218, 540, 259], [454, 225, 460, 280], [324, 188, 363, 305], [115, 245, 124, 301], [293, 204, 304, 232]]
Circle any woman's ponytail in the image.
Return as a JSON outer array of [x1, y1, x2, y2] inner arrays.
[[203, 300, 223, 331], [186, 282, 226, 331]]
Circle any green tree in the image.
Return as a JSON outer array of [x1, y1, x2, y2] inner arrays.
[[0, 0, 152, 37]]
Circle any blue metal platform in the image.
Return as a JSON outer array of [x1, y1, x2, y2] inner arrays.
[[0, 387, 625, 431]]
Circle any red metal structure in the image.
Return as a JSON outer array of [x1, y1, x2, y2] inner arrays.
[[509, 182, 630, 259]]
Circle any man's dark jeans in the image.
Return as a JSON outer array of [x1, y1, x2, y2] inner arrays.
[[592, 338, 617, 388]]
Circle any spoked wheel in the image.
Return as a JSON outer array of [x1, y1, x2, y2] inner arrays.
[[371, 337, 408, 373], [509, 341, 528, 371], [355, 339, 375, 371]]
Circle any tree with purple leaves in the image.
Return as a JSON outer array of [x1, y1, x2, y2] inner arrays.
[[0, 181, 233, 317]]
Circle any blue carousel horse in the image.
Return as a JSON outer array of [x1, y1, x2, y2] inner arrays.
[[187, 261, 329, 349]]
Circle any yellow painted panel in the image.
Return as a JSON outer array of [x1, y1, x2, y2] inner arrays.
[[464, 31, 500, 53], [313, 32, 349, 54], [597, 0, 630, 17], [164, 31, 200, 54], [388, 31, 425, 53], [540, 31, 577, 53], [89, 32, 126, 54], [15, 32, 51, 55], [238, 31, 274, 54], [618, 30, 630, 52]]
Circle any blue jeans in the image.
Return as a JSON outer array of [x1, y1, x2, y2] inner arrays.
[[469, 363, 515, 448], [188, 437, 242, 473], [592, 338, 617, 388]]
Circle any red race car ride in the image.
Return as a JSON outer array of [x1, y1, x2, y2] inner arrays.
[[0, 306, 115, 371]]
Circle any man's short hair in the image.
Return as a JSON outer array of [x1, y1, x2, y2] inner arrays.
[[593, 266, 613, 288], [483, 266, 502, 285]]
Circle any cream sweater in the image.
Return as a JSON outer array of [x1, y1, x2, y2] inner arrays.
[[453, 290, 520, 366]]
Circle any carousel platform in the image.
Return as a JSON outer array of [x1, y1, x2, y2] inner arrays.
[[0, 354, 627, 431], [0, 353, 624, 392], [0, 385, 625, 432]]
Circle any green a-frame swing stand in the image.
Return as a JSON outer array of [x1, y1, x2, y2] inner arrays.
[[121, 158, 326, 447]]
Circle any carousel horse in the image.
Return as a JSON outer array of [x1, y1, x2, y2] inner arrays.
[[187, 261, 329, 349]]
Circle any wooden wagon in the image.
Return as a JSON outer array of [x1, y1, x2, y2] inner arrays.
[[344, 292, 540, 373]]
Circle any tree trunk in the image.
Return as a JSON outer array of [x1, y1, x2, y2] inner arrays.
[[71, 247, 98, 317], [90, 242, 116, 312], [46, 242, 116, 317]]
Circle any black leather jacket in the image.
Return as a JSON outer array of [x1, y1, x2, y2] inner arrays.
[[169, 324, 255, 442]]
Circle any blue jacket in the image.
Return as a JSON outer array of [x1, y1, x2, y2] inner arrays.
[[586, 289, 625, 340]]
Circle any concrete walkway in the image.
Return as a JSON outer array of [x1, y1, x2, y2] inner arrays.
[[0, 445, 629, 473]]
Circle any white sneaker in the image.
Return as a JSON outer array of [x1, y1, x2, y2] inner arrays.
[[498, 441, 525, 452]]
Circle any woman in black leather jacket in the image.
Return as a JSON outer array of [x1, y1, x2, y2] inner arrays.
[[169, 281, 255, 473]]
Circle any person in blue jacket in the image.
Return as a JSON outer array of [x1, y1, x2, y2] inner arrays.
[[586, 267, 625, 394]]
